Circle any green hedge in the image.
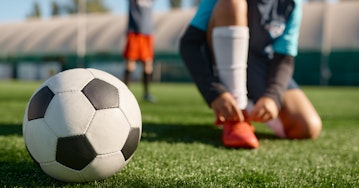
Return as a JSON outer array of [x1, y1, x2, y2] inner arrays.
[[294, 50, 359, 86], [2, 51, 359, 86]]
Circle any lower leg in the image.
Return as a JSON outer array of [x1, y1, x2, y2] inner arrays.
[[210, 0, 258, 149], [142, 60, 155, 102], [124, 60, 136, 85], [210, 0, 249, 110], [143, 61, 153, 94], [124, 70, 131, 85], [143, 71, 152, 95]]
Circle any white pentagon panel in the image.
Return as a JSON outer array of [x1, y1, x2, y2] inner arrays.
[[41, 162, 85, 182], [80, 151, 126, 182], [87, 68, 127, 89], [24, 119, 57, 163], [45, 92, 95, 137], [46, 68, 94, 93], [86, 108, 130, 154], [119, 88, 142, 128]]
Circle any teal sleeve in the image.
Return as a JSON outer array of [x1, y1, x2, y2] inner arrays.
[[273, 0, 302, 56], [190, 0, 217, 31]]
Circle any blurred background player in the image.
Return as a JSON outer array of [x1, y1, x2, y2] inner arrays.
[[123, 0, 155, 102], [180, 0, 322, 148]]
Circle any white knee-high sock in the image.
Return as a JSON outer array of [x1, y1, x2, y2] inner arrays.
[[212, 26, 249, 110], [266, 118, 286, 138]]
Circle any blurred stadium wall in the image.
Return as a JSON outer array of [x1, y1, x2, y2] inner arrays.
[[0, 1, 358, 85]]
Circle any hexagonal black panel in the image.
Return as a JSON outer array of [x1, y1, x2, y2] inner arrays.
[[82, 78, 119, 110], [28, 86, 55, 121], [121, 127, 140, 161], [56, 135, 96, 170]]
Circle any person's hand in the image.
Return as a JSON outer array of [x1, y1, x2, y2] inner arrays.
[[248, 96, 279, 122], [210, 92, 245, 122]]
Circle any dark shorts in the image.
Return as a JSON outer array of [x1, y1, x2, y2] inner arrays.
[[247, 52, 299, 103]]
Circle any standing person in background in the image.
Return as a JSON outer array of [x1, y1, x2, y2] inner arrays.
[[123, 0, 155, 102], [180, 0, 322, 149]]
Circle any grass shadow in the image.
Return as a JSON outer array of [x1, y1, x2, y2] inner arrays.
[[0, 122, 281, 144], [0, 123, 22, 136], [141, 122, 281, 147], [0, 162, 70, 187], [141, 122, 224, 147], [255, 132, 282, 140]]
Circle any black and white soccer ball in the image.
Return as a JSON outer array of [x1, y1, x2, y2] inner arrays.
[[22, 68, 142, 182]]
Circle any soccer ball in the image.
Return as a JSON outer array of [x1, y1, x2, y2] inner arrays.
[[22, 68, 142, 182]]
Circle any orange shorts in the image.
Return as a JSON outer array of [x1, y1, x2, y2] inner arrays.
[[123, 32, 154, 62]]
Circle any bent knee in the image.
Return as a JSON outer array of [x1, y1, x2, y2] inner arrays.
[[308, 117, 323, 139], [213, 0, 247, 26], [216, 0, 247, 11], [303, 116, 322, 139], [285, 116, 322, 139]]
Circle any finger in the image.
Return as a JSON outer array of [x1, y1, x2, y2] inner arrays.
[[215, 106, 231, 122], [258, 112, 271, 122], [222, 104, 239, 121], [225, 106, 238, 122], [214, 109, 225, 123], [227, 105, 245, 122], [248, 107, 257, 121], [249, 107, 266, 122], [218, 114, 226, 122], [224, 113, 237, 122], [236, 109, 245, 122]]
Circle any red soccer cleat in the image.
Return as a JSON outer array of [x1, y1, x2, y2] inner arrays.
[[221, 121, 259, 149]]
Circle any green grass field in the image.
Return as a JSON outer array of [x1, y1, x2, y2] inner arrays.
[[0, 81, 358, 187]]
